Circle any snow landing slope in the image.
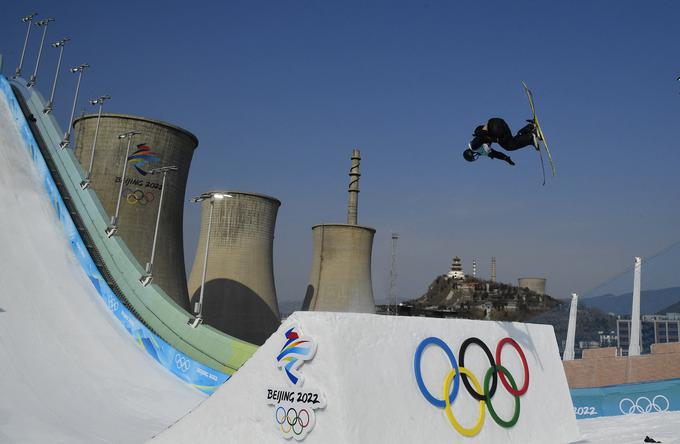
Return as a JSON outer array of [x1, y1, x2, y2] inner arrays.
[[0, 83, 204, 443]]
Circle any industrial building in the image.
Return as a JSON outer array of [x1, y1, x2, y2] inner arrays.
[[302, 149, 376, 313], [73, 114, 197, 309], [617, 313, 680, 356], [187, 191, 281, 345], [518, 277, 547, 296]]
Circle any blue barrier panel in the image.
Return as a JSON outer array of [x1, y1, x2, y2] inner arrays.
[[570, 377, 680, 419], [0, 74, 229, 393]]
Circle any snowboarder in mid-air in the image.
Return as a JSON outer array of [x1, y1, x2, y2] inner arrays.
[[463, 117, 540, 166]]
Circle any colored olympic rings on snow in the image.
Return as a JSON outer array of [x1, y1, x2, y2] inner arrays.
[[443, 367, 486, 436], [275, 406, 310, 436], [459, 337, 497, 401], [414, 337, 459, 408], [413, 336, 530, 436], [123, 188, 155, 206]]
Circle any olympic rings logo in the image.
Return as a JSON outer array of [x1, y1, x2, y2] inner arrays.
[[174, 354, 191, 373], [106, 295, 119, 312], [275, 406, 311, 438], [123, 188, 155, 206], [413, 336, 530, 437], [619, 395, 669, 415]]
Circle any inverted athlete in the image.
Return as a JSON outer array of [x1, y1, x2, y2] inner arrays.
[[463, 117, 540, 166]]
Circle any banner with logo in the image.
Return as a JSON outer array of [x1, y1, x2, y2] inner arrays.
[[1, 75, 228, 394], [570, 378, 680, 419]]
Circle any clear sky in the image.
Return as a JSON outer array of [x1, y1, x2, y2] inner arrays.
[[2, 1, 679, 306]]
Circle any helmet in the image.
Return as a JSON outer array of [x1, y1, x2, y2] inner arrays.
[[463, 149, 477, 162]]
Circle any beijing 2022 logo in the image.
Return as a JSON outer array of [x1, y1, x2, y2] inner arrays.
[[413, 336, 530, 437], [266, 326, 326, 441]]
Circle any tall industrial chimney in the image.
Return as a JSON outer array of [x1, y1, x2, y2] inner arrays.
[[302, 149, 376, 313], [628, 257, 642, 356], [563, 293, 578, 361], [347, 149, 360, 225], [187, 191, 281, 345], [472, 258, 477, 278], [491, 256, 497, 282], [73, 114, 197, 308]]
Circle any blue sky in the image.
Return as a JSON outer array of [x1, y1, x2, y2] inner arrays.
[[2, 1, 679, 305]]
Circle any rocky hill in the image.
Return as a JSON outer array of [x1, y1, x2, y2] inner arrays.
[[400, 275, 561, 322]]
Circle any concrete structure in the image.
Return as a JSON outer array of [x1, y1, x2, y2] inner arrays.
[[302, 149, 376, 313], [563, 293, 578, 361], [518, 277, 547, 295], [302, 224, 376, 313], [73, 114, 197, 309], [491, 256, 496, 282], [629, 256, 642, 356], [472, 258, 477, 278], [446, 256, 464, 280], [187, 191, 281, 345]]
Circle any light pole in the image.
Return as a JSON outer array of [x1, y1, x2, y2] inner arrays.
[[140, 165, 179, 287], [105, 131, 141, 238], [188, 192, 231, 328], [43, 37, 70, 114], [59, 63, 89, 149], [13, 12, 38, 79], [27, 17, 55, 88], [80, 95, 111, 189]]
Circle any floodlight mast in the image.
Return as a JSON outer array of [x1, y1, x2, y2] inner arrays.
[[14, 12, 38, 79], [80, 95, 111, 189], [139, 166, 179, 287], [59, 63, 90, 148], [105, 131, 141, 238], [188, 192, 231, 327], [27, 17, 55, 87], [43, 38, 70, 114]]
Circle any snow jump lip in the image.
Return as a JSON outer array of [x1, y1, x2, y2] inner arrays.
[[0, 74, 258, 392], [151, 312, 581, 444]]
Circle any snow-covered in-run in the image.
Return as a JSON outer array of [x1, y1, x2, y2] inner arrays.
[[0, 86, 204, 442], [576, 411, 680, 443]]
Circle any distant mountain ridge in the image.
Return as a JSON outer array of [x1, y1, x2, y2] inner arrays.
[[581, 286, 680, 316]]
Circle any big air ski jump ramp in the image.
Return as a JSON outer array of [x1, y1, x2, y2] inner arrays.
[[0, 72, 581, 443]]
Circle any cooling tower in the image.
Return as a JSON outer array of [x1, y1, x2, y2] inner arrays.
[[187, 191, 281, 345], [302, 224, 376, 313], [518, 277, 547, 295], [302, 149, 376, 313], [73, 114, 196, 309]]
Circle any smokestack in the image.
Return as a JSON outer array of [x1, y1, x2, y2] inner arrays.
[[563, 293, 578, 361], [187, 191, 281, 345], [491, 256, 497, 282], [628, 257, 642, 356], [472, 258, 477, 278], [347, 149, 360, 225], [302, 149, 376, 313], [73, 114, 197, 308]]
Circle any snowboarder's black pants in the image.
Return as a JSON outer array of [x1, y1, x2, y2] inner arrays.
[[486, 118, 534, 151]]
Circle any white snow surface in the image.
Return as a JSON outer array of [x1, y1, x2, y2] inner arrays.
[[576, 411, 680, 443], [0, 86, 204, 443], [152, 312, 580, 443]]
